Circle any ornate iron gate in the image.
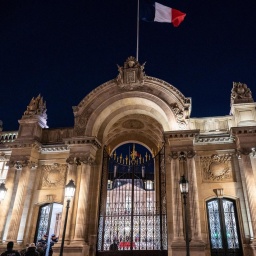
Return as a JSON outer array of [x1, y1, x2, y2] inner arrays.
[[97, 144, 167, 256]]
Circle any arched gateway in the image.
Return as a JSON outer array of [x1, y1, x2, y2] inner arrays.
[[1, 57, 256, 256]]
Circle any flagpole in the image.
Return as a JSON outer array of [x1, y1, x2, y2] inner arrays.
[[136, 0, 140, 61]]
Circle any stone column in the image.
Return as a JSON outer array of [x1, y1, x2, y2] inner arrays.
[[17, 163, 37, 243], [0, 164, 18, 242], [73, 158, 92, 243], [187, 152, 203, 241], [169, 152, 184, 241], [6, 160, 32, 241], [239, 149, 256, 241]]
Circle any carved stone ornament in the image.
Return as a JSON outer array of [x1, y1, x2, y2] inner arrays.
[[170, 103, 188, 129], [201, 154, 233, 182], [41, 163, 67, 188], [74, 110, 92, 136], [23, 94, 47, 119], [231, 82, 254, 104], [169, 151, 195, 160], [66, 153, 95, 166], [116, 56, 146, 90], [7, 158, 37, 169]]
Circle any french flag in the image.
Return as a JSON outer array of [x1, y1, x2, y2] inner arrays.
[[140, 0, 186, 27]]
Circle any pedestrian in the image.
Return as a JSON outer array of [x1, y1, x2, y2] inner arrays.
[[20, 243, 29, 256], [0, 241, 21, 256], [25, 243, 39, 256]]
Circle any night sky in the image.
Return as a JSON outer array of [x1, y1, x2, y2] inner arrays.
[[0, 0, 256, 131]]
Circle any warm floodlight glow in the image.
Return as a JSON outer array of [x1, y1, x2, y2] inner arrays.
[[64, 179, 76, 199], [179, 175, 189, 194]]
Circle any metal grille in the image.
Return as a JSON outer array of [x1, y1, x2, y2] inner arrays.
[[207, 200, 223, 249], [222, 199, 239, 249], [207, 198, 242, 256], [36, 204, 52, 241], [97, 145, 167, 252]]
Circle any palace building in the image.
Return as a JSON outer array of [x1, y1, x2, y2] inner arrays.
[[0, 56, 256, 256]]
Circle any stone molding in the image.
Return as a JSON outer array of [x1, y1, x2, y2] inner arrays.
[[64, 137, 101, 149], [41, 163, 67, 188], [195, 134, 234, 144], [231, 126, 256, 135], [166, 129, 199, 140], [2, 140, 41, 149], [200, 154, 233, 182], [39, 144, 69, 153]]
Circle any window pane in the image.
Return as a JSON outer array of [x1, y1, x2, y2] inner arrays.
[[207, 200, 223, 249], [222, 199, 240, 249]]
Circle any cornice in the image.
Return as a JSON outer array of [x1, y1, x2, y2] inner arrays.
[[195, 134, 234, 144], [1, 139, 41, 149], [64, 136, 101, 149], [230, 126, 256, 136], [39, 144, 69, 153], [165, 129, 200, 139]]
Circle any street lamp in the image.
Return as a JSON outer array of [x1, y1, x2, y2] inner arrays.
[[179, 175, 190, 256], [59, 179, 76, 256], [0, 182, 7, 203]]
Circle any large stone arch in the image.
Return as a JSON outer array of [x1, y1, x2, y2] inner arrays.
[[73, 57, 191, 151]]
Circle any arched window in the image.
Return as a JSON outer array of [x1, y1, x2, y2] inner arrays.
[[206, 198, 242, 256]]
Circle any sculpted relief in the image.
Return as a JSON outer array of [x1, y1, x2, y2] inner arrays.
[[41, 163, 67, 188], [231, 82, 253, 104], [200, 154, 233, 182], [116, 56, 146, 90], [170, 103, 188, 129]]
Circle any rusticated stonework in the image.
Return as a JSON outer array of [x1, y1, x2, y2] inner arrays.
[[41, 163, 67, 188], [201, 154, 233, 182]]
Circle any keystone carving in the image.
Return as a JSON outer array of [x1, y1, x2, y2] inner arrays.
[[201, 154, 233, 182], [116, 56, 146, 90]]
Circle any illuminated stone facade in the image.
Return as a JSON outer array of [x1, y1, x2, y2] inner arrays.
[[0, 57, 256, 256]]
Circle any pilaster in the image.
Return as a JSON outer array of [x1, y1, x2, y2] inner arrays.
[[6, 160, 35, 242], [0, 165, 17, 243]]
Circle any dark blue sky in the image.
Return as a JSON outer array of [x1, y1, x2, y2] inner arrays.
[[0, 0, 256, 131]]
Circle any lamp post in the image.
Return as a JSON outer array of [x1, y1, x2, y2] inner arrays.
[[59, 179, 76, 256], [0, 182, 7, 203], [179, 175, 190, 256]]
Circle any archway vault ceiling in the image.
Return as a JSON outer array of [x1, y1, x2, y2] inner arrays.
[[102, 113, 164, 154]]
